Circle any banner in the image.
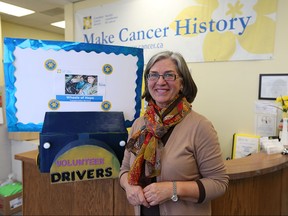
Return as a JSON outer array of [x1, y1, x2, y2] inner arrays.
[[75, 0, 277, 63]]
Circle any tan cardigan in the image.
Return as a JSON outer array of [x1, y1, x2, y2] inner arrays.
[[119, 110, 229, 215]]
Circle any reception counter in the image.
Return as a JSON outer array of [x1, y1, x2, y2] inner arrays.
[[212, 152, 288, 215], [15, 150, 288, 215]]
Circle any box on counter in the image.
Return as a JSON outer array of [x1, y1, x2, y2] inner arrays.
[[0, 192, 22, 215]]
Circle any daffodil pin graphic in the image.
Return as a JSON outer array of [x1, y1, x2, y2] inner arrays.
[[83, 16, 92, 29], [169, 0, 277, 61]]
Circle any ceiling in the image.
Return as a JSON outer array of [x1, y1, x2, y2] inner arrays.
[[0, 0, 84, 35]]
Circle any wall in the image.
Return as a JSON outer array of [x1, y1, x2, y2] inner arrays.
[[0, 20, 64, 180], [69, 0, 288, 159]]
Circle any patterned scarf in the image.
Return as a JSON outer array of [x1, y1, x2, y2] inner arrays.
[[126, 95, 191, 185]]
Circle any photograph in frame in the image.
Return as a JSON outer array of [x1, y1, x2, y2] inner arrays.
[[258, 74, 288, 100]]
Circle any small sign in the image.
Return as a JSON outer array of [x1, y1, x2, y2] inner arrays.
[[50, 145, 120, 184]]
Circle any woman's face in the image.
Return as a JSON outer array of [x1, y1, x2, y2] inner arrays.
[[147, 58, 182, 108], [87, 76, 95, 84]]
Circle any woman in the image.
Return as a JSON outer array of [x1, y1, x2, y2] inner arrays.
[[119, 51, 228, 215], [79, 75, 98, 95]]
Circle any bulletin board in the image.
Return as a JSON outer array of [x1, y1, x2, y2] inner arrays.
[[3, 37, 144, 132]]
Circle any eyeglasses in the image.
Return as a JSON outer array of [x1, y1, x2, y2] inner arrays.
[[147, 73, 180, 81]]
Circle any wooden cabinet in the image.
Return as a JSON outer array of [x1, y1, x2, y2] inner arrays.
[[15, 150, 134, 215]]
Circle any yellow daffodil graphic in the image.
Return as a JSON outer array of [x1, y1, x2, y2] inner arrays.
[[169, 0, 277, 61], [102, 64, 113, 75], [44, 59, 57, 71], [236, 0, 277, 54], [48, 99, 60, 110], [101, 101, 112, 111], [83, 16, 92, 30]]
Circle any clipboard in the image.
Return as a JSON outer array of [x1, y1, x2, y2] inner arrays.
[[231, 133, 260, 159]]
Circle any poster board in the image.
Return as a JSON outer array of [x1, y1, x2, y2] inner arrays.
[[3, 37, 144, 132]]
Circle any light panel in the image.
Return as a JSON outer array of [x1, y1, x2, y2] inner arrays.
[[51, 21, 65, 29], [0, 1, 34, 17]]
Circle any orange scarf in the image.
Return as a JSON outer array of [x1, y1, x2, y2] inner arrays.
[[126, 95, 191, 185]]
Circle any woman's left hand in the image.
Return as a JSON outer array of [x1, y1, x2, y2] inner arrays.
[[143, 182, 173, 206]]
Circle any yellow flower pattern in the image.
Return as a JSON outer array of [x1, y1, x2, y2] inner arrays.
[[276, 96, 288, 118], [169, 0, 278, 61]]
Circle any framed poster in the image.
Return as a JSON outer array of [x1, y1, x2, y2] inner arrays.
[[258, 74, 288, 100], [3, 37, 144, 132]]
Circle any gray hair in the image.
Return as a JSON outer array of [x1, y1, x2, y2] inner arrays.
[[142, 51, 198, 103]]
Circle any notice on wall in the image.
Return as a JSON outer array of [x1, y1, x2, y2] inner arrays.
[[254, 101, 277, 137]]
